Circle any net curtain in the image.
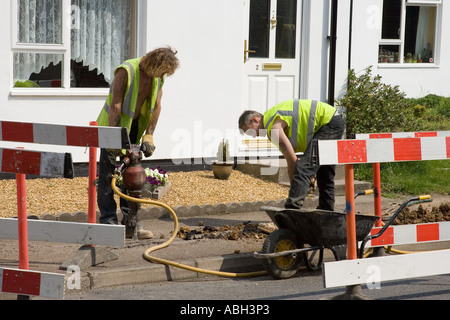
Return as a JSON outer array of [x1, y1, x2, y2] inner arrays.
[[15, 0, 132, 84]]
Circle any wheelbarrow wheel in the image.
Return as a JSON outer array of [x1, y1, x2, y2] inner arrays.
[[261, 228, 303, 279]]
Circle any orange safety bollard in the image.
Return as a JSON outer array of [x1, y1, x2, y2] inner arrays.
[[16, 172, 29, 270], [345, 164, 357, 260], [88, 121, 98, 224], [373, 163, 382, 227]]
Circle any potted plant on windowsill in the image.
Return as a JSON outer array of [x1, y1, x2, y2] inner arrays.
[[212, 139, 233, 180]]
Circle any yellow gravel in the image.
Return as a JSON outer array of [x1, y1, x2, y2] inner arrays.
[[0, 170, 289, 218]]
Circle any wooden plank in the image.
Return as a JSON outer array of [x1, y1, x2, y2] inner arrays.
[[242, 139, 277, 149], [0, 267, 65, 299], [0, 218, 125, 247], [323, 249, 450, 288]]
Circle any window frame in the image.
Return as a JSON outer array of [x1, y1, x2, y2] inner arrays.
[[10, 0, 138, 97], [378, 0, 442, 68]]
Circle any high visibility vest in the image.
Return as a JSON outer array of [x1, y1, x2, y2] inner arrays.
[[263, 99, 336, 153], [97, 57, 165, 143]]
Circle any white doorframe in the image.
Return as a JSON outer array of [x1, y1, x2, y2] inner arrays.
[[299, 0, 310, 99]]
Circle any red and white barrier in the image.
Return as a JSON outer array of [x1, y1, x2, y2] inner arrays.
[[0, 267, 64, 299], [314, 133, 450, 292], [0, 218, 125, 247], [351, 131, 450, 226], [0, 147, 71, 177], [354, 130, 450, 139], [317, 136, 450, 165], [0, 120, 130, 149], [366, 221, 450, 248], [0, 120, 129, 299], [323, 249, 450, 289]]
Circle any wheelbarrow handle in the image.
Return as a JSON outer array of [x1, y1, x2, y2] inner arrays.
[[354, 189, 374, 199], [358, 195, 432, 258], [407, 195, 432, 207]]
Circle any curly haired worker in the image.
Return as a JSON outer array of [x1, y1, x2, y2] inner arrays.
[[96, 47, 179, 239]]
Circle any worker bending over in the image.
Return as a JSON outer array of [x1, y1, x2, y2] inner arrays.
[[239, 99, 344, 211]]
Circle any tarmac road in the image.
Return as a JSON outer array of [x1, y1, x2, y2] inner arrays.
[[63, 269, 450, 301]]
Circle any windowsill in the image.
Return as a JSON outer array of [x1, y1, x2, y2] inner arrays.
[[377, 63, 439, 69], [10, 87, 109, 97]]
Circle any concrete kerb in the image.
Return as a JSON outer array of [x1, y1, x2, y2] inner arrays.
[[23, 199, 287, 222], [84, 252, 264, 291]]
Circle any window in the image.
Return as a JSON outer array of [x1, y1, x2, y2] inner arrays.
[[248, 0, 297, 59], [379, 0, 440, 65], [12, 0, 136, 90]]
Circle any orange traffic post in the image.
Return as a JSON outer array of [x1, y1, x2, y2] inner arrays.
[[373, 163, 382, 227], [16, 172, 29, 270], [88, 121, 98, 224], [345, 164, 357, 260]]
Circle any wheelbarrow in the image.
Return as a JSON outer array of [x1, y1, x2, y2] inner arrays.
[[254, 206, 379, 279], [254, 194, 431, 280]]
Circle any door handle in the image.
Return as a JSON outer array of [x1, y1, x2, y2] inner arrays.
[[244, 40, 256, 63], [270, 11, 277, 28]]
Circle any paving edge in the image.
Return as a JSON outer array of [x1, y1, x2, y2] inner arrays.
[[77, 252, 265, 291], [21, 198, 291, 222]]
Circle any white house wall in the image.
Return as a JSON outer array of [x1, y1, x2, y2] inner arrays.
[[300, 0, 351, 104], [349, 0, 450, 98], [144, 0, 245, 164]]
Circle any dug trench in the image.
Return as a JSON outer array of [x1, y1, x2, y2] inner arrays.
[[177, 221, 275, 242], [175, 201, 450, 242]]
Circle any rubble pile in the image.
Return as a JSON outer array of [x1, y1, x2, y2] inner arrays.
[[393, 202, 450, 225], [177, 221, 277, 241]]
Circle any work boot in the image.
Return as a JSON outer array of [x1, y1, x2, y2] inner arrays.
[[137, 228, 154, 240], [124, 227, 153, 240], [136, 220, 153, 240]]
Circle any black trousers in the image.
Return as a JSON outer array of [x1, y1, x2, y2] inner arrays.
[[97, 119, 139, 224], [285, 115, 345, 211]]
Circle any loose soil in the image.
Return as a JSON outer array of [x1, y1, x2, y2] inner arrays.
[[392, 202, 450, 225]]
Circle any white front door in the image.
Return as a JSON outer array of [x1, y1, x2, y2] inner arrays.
[[243, 0, 302, 112]]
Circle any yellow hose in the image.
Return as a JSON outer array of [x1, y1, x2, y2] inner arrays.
[[111, 175, 267, 278]]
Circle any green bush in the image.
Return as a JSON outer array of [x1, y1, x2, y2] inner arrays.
[[337, 66, 419, 138], [338, 67, 449, 196], [408, 94, 450, 117]]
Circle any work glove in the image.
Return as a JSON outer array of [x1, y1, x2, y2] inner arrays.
[[106, 149, 125, 157], [141, 134, 156, 157]]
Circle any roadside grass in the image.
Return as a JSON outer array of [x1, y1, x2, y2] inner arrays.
[[354, 160, 450, 198]]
